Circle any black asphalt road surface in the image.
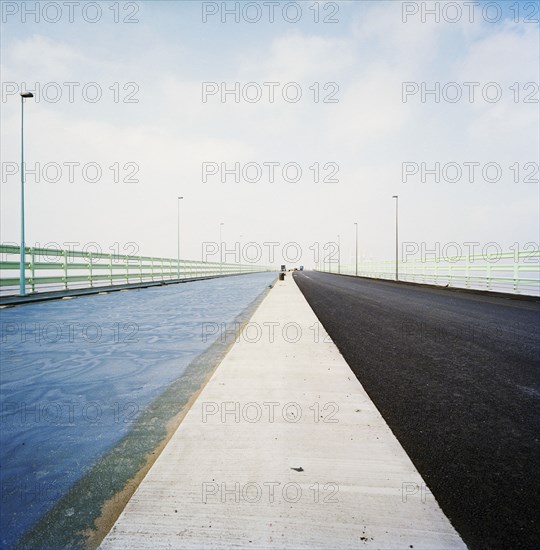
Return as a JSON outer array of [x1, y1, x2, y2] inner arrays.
[[293, 271, 540, 550]]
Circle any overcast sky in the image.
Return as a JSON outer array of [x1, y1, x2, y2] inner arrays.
[[1, 0, 539, 268]]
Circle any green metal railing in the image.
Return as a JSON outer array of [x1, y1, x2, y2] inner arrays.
[[318, 250, 540, 296], [0, 244, 272, 296]]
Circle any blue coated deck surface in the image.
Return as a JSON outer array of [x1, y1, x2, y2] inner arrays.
[[0, 272, 275, 549]]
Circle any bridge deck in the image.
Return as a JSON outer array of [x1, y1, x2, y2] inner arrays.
[[99, 274, 464, 549]]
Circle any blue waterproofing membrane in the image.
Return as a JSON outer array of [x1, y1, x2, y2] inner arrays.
[[0, 272, 276, 549]]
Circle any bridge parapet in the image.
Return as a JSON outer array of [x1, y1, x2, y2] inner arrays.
[[0, 244, 271, 297], [318, 250, 540, 296]]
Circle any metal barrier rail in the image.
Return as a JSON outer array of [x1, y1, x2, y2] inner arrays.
[[0, 244, 271, 296], [317, 251, 540, 296]]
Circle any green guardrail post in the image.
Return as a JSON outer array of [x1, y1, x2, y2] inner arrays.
[[89, 252, 93, 288], [63, 249, 68, 290], [30, 247, 35, 293]]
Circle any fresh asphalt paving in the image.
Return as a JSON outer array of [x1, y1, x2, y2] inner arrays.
[[293, 271, 540, 550]]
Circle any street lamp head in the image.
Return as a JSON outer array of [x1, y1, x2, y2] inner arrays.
[[20, 92, 34, 98], [392, 195, 398, 199], [178, 196, 183, 199]]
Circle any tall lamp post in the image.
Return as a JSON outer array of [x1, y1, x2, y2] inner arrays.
[[19, 91, 34, 296], [337, 234, 341, 274], [328, 242, 331, 273], [392, 195, 399, 281], [219, 222, 224, 275], [354, 222, 358, 277], [239, 235, 243, 267], [177, 196, 183, 279]]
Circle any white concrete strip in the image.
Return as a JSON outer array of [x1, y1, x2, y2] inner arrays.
[[100, 275, 465, 549]]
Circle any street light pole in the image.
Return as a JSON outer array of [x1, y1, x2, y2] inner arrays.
[[392, 195, 399, 281], [177, 196, 183, 279], [19, 91, 34, 296], [337, 234, 341, 274], [328, 242, 331, 273], [219, 222, 224, 275], [354, 222, 358, 277], [239, 234, 243, 266]]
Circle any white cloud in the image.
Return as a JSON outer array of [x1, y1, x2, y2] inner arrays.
[[1, 3, 538, 267]]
